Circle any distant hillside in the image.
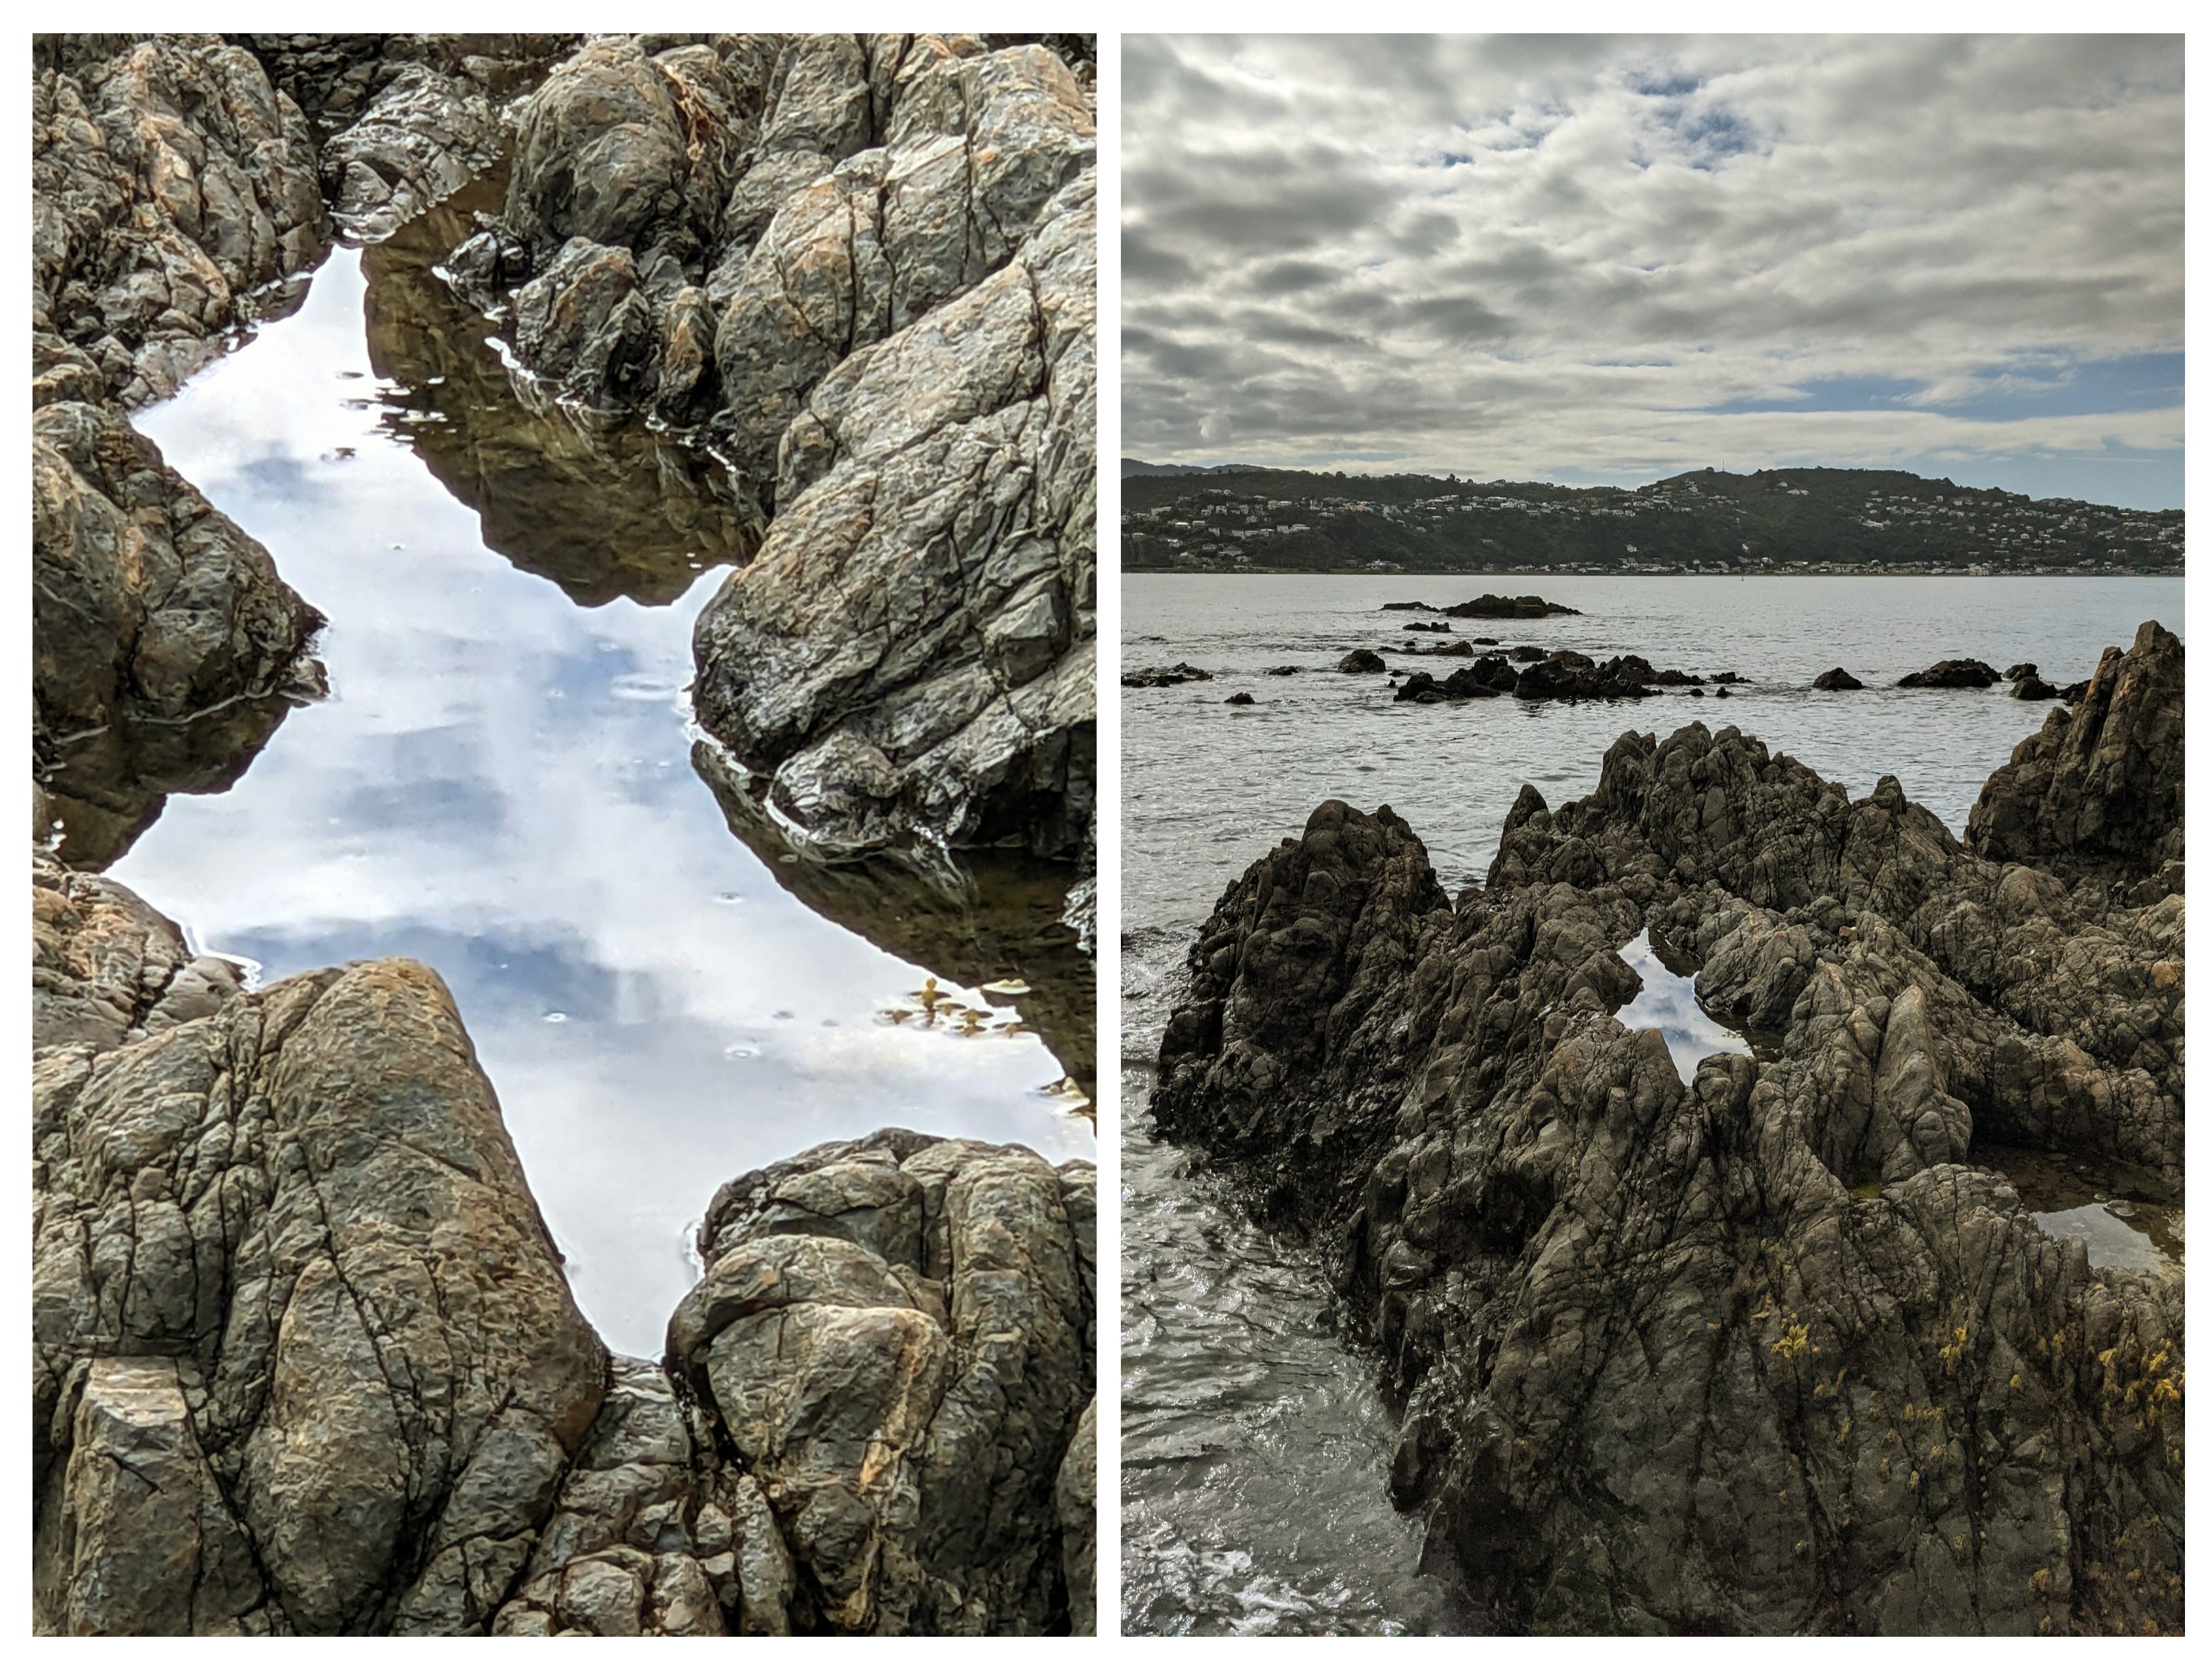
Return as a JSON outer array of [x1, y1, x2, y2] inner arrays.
[[1120, 464, 2184, 575], [1122, 458, 1263, 477]]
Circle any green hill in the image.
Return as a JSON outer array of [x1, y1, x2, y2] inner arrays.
[[1121, 464, 2184, 575]]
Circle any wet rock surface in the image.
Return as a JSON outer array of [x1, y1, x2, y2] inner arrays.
[[33, 856, 1097, 1635], [1813, 667, 1864, 691], [1152, 620, 2184, 1634], [694, 739, 1097, 1102]]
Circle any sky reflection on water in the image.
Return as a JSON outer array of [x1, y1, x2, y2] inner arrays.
[[120, 249, 1088, 1356]]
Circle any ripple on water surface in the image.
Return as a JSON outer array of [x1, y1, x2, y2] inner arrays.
[[111, 237, 1090, 1358]]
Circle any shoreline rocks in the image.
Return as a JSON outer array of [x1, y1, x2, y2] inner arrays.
[[1151, 620, 2184, 1635], [1812, 667, 1862, 690]]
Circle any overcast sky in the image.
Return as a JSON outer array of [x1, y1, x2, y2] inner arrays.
[[1123, 35, 2183, 508]]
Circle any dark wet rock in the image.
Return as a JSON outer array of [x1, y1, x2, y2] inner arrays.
[[33, 35, 328, 409], [1055, 1398, 1098, 1635], [1124, 663, 1213, 688], [694, 740, 1094, 1099], [1898, 658, 2001, 690], [1509, 645, 1547, 663], [1813, 667, 1864, 691], [1404, 620, 1453, 633], [2004, 662, 2039, 683], [35, 858, 1096, 1635], [1154, 671, 2184, 1633], [1471, 636, 1500, 646], [1395, 656, 1520, 703], [1262, 665, 1302, 676], [1382, 601, 1438, 611], [2013, 676, 2059, 701], [1225, 692, 1257, 706], [1507, 652, 1702, 703], [231, 34, 579, 134], [1392, 637, 1476, 658], [33, 400, 325, 869], [361, 178, 764, 607], [1340, 649, 1389, 674], [2060, 680, 2091, 704], [1442, 594, 1581, 619], [1714, 684, 1732, 698], [1710, 670, 1748, 685], [1968, 622, 2182, 892]]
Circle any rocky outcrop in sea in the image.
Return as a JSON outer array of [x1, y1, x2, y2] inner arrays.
[[1153, 620, 2183, 1635]]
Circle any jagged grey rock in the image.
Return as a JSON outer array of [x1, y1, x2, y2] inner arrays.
[[1153, 622, 2184, 1635], [32, 399, 325, 868], [33, 859, 1097, 1635], [33, 35, 327, 408], [320, 64, 503, 242], [469, 33, 1097, 866], [1968, 620, 2182, 895]]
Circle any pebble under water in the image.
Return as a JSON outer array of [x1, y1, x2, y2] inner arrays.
[[1120, 572, 2183, 1632], [103, 227, 1091, 1358]]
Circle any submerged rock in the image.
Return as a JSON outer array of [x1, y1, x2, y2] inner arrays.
[[693, 739, 1095, 1099], [1442, 594, 1581, 619], [1813, 667, 1863, 690], [1153, 624, 2184, 1635], [33, 854, 1096, 1635], [1339, 649, 1388, 674], [1225, 691, 1257, 706], [1898, 658, 2001, 690]]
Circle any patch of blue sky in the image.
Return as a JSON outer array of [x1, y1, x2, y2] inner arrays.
[[1923, 352, 2182, 422], [1702, 354, 2182, 422]]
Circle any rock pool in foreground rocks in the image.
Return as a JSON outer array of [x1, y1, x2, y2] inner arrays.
[[106, 240, 1090, 1359]]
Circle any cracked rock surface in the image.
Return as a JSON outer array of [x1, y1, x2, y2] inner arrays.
[[1153, 620, 2184, 1635], [33, 859, 1097, 1635]]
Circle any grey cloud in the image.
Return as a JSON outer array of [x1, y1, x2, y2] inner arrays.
[[1122, 33, 2183, 505]]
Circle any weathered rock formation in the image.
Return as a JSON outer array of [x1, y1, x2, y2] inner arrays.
[[1813, 667, 1864, 691], [30, 34, 342, 864], [33, 34, 327, 409], [1152, 621, 2184, 1635], [361, 178, 764, 607], [1967, 621, 2182, 897], [1340, 649, 1388, 674], [423, 35, 1098, 865], [33, 855, 1097, 1635], [32, 399, 325, 867]]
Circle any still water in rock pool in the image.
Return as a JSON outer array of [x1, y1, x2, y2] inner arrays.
[[114, 242, 1090, 1359], [1122, 573, 2182, 1633]]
